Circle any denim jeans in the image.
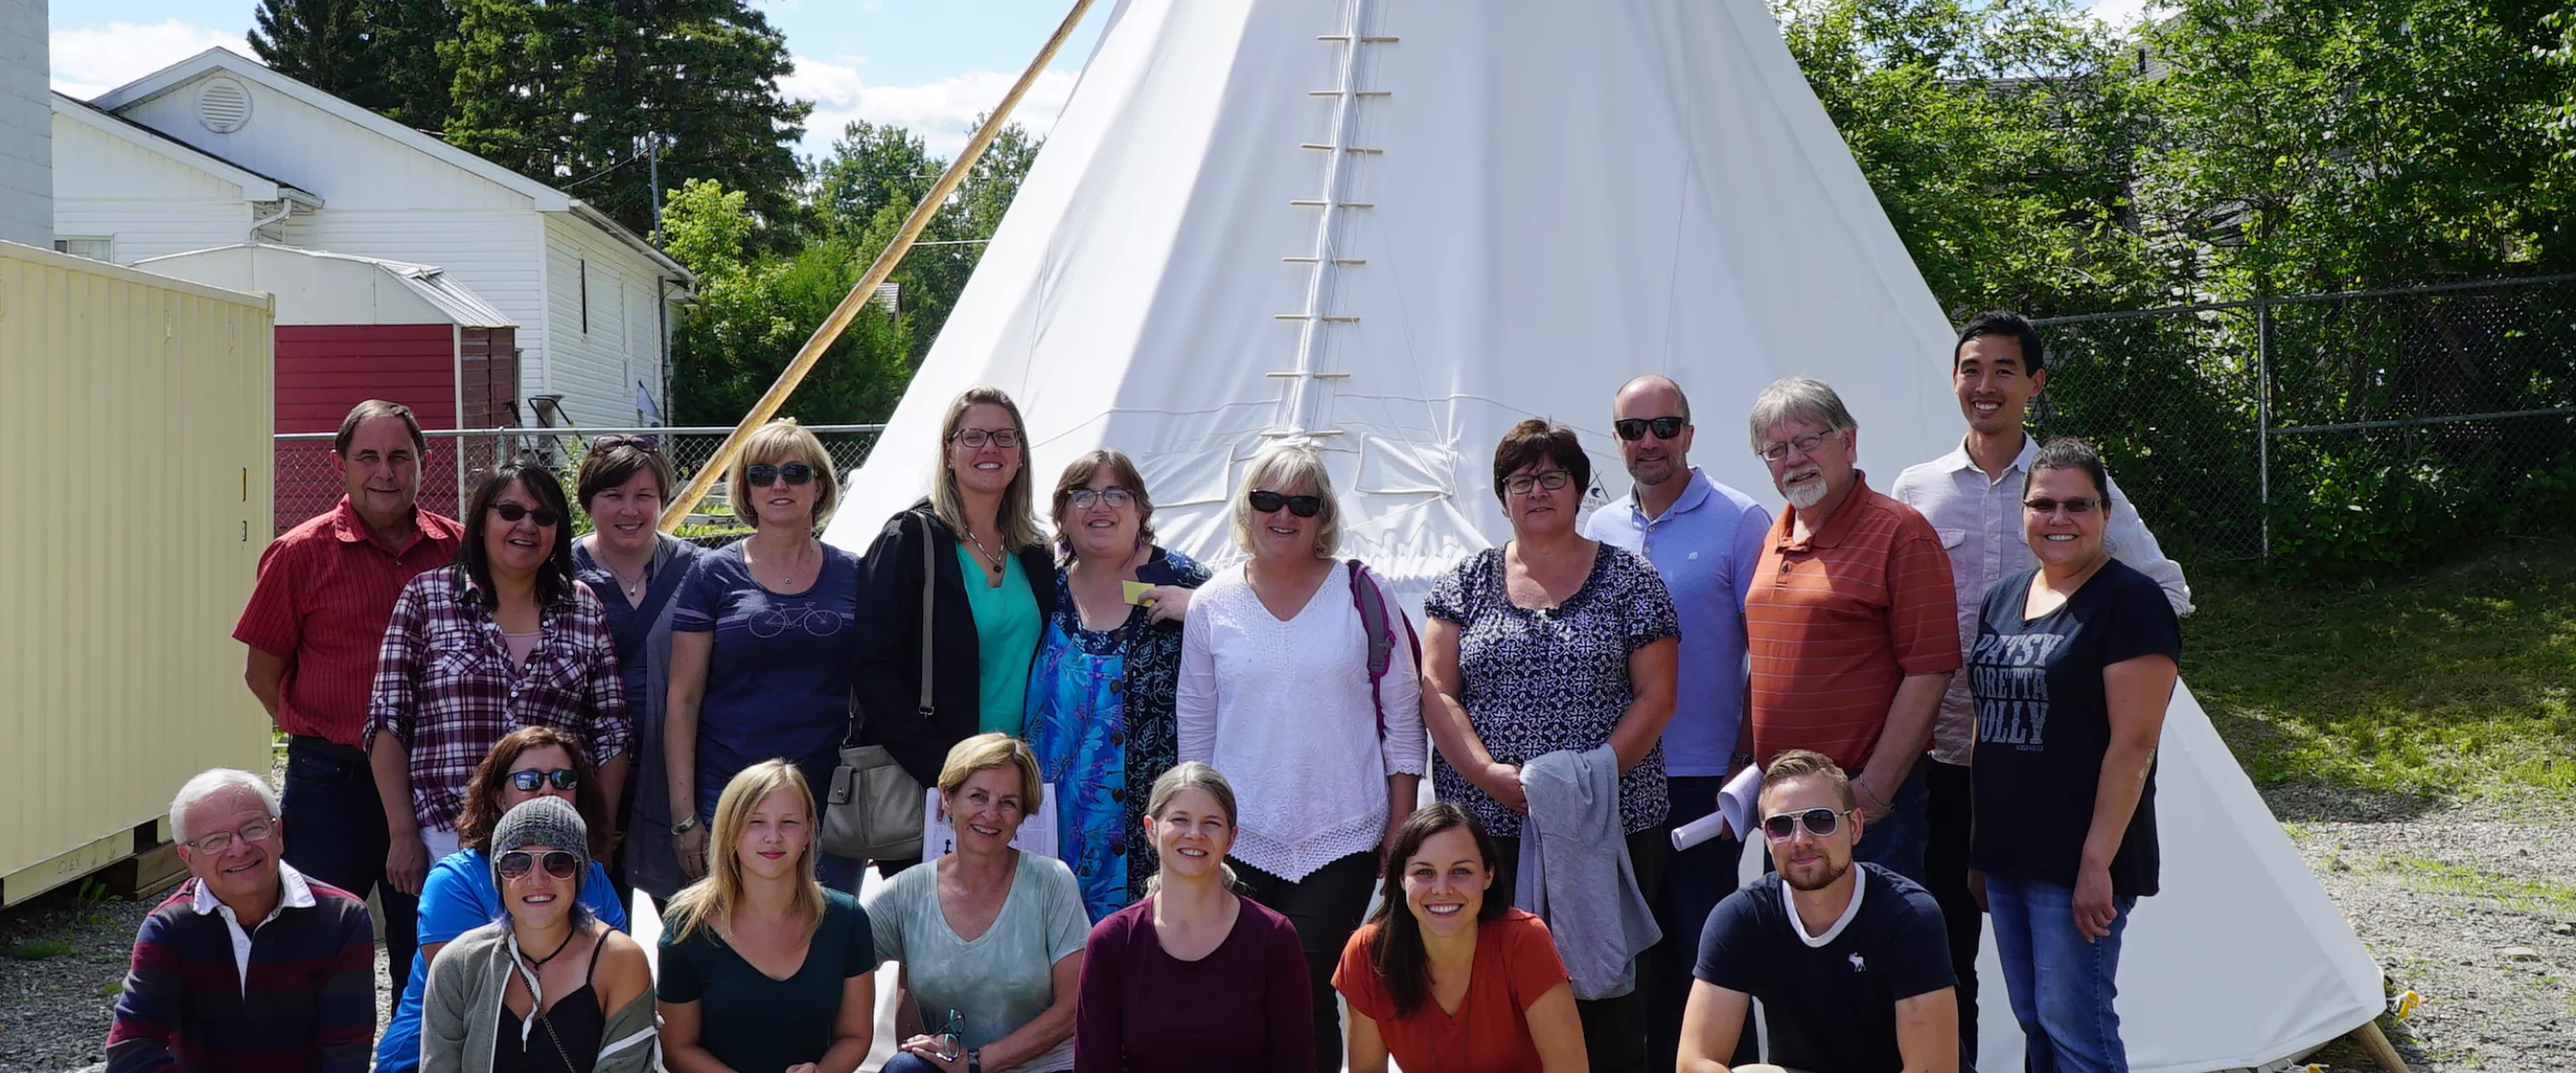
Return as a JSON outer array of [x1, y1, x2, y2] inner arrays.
[[882, 1052, 1069, 1073], [1987, 875, 2135, 1073], [1850, 762, 1931, 887], [281, 736, 418, 994]]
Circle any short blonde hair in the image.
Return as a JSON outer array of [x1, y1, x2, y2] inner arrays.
[[936, 731, 1045, 812], [728, 418, 840, 528], [1229, 444, 1341, 560], [1760, 748, 1857, 812]]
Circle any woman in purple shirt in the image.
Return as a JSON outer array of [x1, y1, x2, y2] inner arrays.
[[1075, 763, 1310, 1072]]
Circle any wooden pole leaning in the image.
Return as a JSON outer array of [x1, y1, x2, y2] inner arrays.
[[658, 0, 1098, 532]]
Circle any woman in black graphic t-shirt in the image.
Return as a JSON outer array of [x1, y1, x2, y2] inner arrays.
[[1966, 437, 2180, 1073]]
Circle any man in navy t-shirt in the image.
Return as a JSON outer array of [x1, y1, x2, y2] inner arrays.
[[1681, 749, 1960, 1073]]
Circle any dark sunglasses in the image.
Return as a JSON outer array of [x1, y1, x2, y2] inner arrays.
[[1613, 416, 1687, 442], [589, 434, 662, 452], [492, 503, 563, 526], [746, 462, 816, 487], [496, 849, 582, 881], [2023, 496, 2103, 516], [1247, 490, 1324, 518], [508, 768, 579, 793], [1761, 807, 1855, 841]]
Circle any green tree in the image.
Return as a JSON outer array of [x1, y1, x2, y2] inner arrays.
[[662, 179, 914, 426], [444, 0, 810, 240], [803, 117, 1043, 354], [249, 0, 393, 114]]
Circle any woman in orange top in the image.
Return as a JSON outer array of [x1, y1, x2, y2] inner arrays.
[[1332, 804, 1587, 1072]]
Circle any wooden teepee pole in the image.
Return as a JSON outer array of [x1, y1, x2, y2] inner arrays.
[[659, 0, 1097, 531]]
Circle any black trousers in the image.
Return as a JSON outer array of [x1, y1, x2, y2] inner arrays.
[[1651, 775, 1750, 1070], [1491, 827, 1670, 1073], [280, 736, 419, 996], [1234, 850, 1381, 1073], [1926, 758, 1981, 1062]]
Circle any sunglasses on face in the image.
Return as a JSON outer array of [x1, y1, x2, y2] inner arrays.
[[491, 503, 563, 527], [589, 434, 661, 452], [496, 849, 582, 881], [1761, 807, 1856, 841], [1246, 489, 1324, 517], [952, 428, 1023, 449], [1504, 470, 1573, 496], [2024, 497, 2103, 516], [746, 462, 815, 487], [508, 768, 579, 793], [1755, 430, 1837, 463], [1068, 487, 1134, 511], [1613, 416, 1687, 442]]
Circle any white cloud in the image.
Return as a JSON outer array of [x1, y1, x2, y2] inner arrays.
[[2081, 0, 2169, 31], [783, 55, 1076, 160], [50, 21, 252, 101]]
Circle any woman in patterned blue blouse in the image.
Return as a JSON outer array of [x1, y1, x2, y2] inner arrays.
[[1419, 418, 1681, 1070]]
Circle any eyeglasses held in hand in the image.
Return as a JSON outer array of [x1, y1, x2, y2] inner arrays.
[[1755, 430, 1836, 463], [1068, 487, 1134, 510], [746, 462, 815, 487], [184, 818, 276, 855], [952, 427, 1022, 449], [1613, 416, 1686, 441], [936, 1010, 965, 1062], [2023, 496, 2102, 516], [492, 503, 564, 527], [1503, 470, 1573, 496], [1246, 489, 1324, 517], [509, 768, 580, 793], [496, 849, 582, 881], [1761, 807, 1856, 841]]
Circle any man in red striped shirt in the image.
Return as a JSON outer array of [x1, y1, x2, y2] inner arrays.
[[1742, 378, 1960, 886], [233, 400, 462, 993]]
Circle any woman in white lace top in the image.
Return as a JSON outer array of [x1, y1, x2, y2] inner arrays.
[[1176, 443, 1426, 1073]]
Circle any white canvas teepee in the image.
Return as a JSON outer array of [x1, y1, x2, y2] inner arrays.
[[822, 1, 2386, 1069]]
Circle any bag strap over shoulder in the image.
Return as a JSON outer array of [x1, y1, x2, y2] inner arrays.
[[1347, 559, 1419, 741], [917, 512, 937, 718]]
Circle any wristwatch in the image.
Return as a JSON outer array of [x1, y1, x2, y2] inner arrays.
[[669, 815, 699, 836], [966, 1048, 983, 1073]]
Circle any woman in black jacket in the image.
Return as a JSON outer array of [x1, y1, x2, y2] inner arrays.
[[853, 385, 1060, 878]]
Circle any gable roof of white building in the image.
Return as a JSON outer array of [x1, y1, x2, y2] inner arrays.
[[90, 47, 689, 283], [52, 91, 321, 207]]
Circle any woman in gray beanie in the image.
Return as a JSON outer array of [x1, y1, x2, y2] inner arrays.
[[424, 795, 656, 1072]]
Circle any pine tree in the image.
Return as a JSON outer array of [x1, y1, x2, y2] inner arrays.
[[248, 0, 393, 114]]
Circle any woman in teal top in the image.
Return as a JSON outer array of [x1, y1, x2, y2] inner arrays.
[[657, 761, 875, 1073], [855, 386, 1059, 878]]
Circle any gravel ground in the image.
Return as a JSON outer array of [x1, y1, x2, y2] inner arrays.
[[4, 790, 2567, 1072]]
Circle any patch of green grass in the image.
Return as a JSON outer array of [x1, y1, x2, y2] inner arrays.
[[2382, 853, 2576, 917], [2186, 538, 2576, 800], [4, 939, 78, 960]]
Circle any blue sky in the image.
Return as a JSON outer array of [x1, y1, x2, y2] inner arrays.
[[50, 0, 2148, 161]]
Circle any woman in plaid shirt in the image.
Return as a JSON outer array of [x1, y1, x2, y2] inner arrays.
[[363, 464, 631, 892]]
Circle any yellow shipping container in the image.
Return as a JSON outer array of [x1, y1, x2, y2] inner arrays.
[[0, 241, 275, 906]]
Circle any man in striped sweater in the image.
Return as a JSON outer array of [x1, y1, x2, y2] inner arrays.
[[106, 769, 376, 1073]]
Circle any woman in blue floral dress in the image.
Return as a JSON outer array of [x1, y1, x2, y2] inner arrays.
[[1025, 450, 1211, 920]]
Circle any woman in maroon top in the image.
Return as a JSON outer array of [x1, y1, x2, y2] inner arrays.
[[1074, 763, 1309, 1072]]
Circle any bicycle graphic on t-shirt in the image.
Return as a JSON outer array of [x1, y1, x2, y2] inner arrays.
[[747, 605, 848, 638]]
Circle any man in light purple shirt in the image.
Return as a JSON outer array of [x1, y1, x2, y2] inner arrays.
[[1889, 310, 2193, 1060], [1580, 374, 1772, 1070]]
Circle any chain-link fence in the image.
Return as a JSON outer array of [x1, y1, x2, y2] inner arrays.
[[2033, 275, 2576, 571], [273, 425, 885, 538]]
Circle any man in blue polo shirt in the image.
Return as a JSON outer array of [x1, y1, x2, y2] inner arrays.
[[1583, 373, 1773, 1069]]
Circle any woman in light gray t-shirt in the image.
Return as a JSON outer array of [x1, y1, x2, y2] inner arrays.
[[866, 733, 1089, 1073]]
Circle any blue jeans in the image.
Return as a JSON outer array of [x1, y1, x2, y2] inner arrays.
[[282, 736, 418, 995], [1987, 875, 2134, 1073], [884, 1052, 1070, 1073], [1851, 762, 1931, 886]]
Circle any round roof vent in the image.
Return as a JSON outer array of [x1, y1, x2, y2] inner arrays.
[[196, 77, 252, 133]]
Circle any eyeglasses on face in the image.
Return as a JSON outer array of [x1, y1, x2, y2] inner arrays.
[[1761, 807, 1856, 841], [952, 427, 1023, 449], [184, 818, 277, 855], [492, 503, 563, 527], [1068, 487, 1134, 511], [746, 462, 815, 487], [1504, 470, 1573, 496], [1247, 489, 1324, 517], [508, 768, 580, 793], [2023, 496, 2103, 516], [1613, 416, 1687, 442], [1755, 429, 1839, 463], [496, 849, 582, 881]]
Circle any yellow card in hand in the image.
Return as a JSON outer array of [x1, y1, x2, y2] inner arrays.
[[1123, 580, 1156, 605]]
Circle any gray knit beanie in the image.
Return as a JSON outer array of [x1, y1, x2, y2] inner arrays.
[[488, 795, 590, 894]]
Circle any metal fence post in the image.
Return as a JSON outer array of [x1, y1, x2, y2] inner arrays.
[[2256, 300, 2272, 562]]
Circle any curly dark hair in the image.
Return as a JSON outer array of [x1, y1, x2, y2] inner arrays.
[[454, 727, 609, 857]]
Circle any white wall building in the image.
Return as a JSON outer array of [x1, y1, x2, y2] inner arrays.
[[57, 48, 691, 427], [0, 0, 50, 248]]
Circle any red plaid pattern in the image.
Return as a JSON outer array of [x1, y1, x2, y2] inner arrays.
[[233, 498, 465, 746], [361, 565, 630, 833]]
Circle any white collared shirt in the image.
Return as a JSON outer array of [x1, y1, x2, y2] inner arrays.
[[1889, 435, 2193, 764], [190, 859, 319, 995]]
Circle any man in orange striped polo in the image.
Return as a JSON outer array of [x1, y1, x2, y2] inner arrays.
[[1742, 378, 1961, 885]]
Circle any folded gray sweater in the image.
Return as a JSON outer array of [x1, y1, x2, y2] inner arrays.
[[1514, 744, 1663, 1001]]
